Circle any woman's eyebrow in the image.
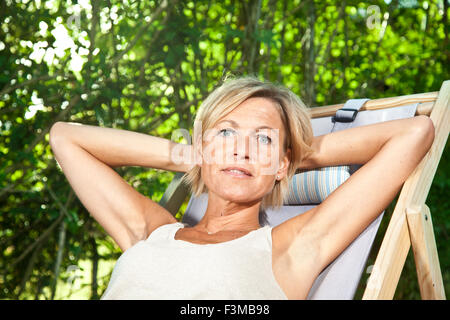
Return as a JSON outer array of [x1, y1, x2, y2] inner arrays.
[[216, 119, 274, 131]]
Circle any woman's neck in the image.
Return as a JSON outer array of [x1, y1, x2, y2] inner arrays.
[[194, 193, 261, 235]]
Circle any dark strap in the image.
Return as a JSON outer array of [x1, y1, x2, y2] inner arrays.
[[331, 99, 370, 132]]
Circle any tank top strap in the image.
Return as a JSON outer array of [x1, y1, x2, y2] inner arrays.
[[261, 224, 275, 250], [146, 222, 185, 242], [263, 224, 273, 241], [236, 224, 274, 251]]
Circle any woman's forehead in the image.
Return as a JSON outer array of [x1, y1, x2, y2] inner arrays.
[[216, 97, 284, 129]]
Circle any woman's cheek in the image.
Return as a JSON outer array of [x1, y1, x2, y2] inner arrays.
[[202, 140, 229, 165], [258, 147, 280, 176]]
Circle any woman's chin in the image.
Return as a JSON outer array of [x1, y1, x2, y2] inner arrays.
[[214, 190, 259, 204]]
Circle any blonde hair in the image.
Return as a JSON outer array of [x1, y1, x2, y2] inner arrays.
[[181, 76, 314, 210]]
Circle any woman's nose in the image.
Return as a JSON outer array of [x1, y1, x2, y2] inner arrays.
[[233, 134, 251, 161]]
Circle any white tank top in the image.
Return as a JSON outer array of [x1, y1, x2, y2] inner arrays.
[[101, 222, 288, 300]]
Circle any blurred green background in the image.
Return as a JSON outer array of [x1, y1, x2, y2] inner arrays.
[[0, 0, 448, 300]]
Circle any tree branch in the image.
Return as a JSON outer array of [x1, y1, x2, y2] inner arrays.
[[316, 2, 346, 87], [7, 188, 74, 269], [9, 214, 63, 270], [110, 0, 171, 66], [1, 94, 80, 187], [17, 240, 45, 298], [50, 220, 67, 299], [304, 0, 316, 106], [0, 74, 74, 98], [276, 0, 288, 83], [90, 237, 99, 299]]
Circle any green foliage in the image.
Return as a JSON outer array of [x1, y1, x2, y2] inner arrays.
[[0, 0, 448, 299]]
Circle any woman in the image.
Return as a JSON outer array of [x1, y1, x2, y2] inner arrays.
[[49, 77, 435, 299]]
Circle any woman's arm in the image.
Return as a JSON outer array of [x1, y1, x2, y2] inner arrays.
[[50, 121, 193, 172], [273, 116, 435, 297], [49, 122, 193, 251], [297, 115, 432, 169]]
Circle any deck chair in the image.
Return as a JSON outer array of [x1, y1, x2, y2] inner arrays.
[[158, 80, 449, 300]]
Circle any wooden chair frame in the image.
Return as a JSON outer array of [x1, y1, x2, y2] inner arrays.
[[158, 80, 449, 300]]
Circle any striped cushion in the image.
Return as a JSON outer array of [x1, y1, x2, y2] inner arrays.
[[285, 166, 350, 204]]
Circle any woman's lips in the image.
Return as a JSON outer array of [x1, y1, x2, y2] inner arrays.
[[221, 168, 253, 178]]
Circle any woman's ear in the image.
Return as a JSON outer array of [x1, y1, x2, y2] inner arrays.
[[192, 121, 204, 166], [192, 135, 204, 166], [277, 147, 291, 179], [193, 143, 201, 166]]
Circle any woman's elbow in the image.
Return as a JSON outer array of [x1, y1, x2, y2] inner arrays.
[[409, 115, 435, 150], [49, 121, 69, 149]]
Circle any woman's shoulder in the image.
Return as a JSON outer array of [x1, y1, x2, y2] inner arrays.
[[145, 221, 185, 241]]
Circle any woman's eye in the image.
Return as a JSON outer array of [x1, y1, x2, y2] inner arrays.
[[257, 134, 272, 144], [217, 129, 271, 144], [218, 128, 235, 137]]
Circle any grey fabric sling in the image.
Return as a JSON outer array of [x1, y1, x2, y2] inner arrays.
[[182, 99, 419, 299]]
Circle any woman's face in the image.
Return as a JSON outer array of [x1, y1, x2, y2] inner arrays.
[[198, 97, 290, 204]]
